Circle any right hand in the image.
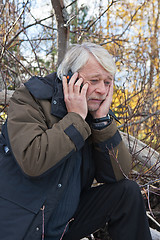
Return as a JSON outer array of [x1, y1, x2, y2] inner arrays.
[[62, 72, 88, 119]]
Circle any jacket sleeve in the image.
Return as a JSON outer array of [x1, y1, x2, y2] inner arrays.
[[91, 119, 132, 183], [7, 87, 91, 177]]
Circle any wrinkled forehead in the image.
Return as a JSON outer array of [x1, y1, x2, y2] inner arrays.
[[79, 55, 114, 80]]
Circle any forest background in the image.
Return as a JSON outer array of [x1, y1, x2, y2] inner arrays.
[[0, 0, 160, 238]]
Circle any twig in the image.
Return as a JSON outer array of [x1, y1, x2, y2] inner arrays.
[[102, 1, 146, 46], [0, 42, 32, 77], [140, 179, 160, 188], [65, 0, 77, 9], [118, 110, 160, 129], [78, 0, 119, 41], [1, 0, 30, 59], [5, 14, 56, 50], [23, 30, 42, 76], [108, 146, 129, 179], [147, 212, 160, 228], [87, 0, 119, 31], [147, 185, 154, 217]]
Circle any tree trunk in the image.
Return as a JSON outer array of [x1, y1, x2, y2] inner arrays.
[[120, 131, 160, 175], [51, 0, 69, 66]]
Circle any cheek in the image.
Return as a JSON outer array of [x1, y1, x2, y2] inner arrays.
[[106, 86, 110, 94], [86, 85, 95, 98]]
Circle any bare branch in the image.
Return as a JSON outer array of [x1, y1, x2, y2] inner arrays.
[[0, 42, 32, 77], [23, 30, 42, 76], [86, 0, 119, 31], [78, 0, 119, 41], [118, 110, 160, 128], [5, 14, 56, 50], [1, 0, 30, 59], [101, 1, 147, 46], [66, 0, 77, 9]]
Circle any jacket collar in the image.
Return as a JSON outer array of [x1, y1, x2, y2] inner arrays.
[[24, 72, 67, 119]]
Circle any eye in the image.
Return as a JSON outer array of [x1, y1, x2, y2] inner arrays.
[[90, 79, 98, 84], [104, 81, 111, 86]]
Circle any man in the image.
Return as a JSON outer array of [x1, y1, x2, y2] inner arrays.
[[0, 42, 152, 240]]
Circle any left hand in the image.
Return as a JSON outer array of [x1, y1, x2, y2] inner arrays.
[[90, 80, 113, 119]]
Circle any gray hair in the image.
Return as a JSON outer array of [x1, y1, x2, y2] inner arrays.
[[57, 42, 116, 80]]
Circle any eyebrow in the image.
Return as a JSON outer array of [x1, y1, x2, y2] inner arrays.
[[90, 74, 101, 78], [90, 74, 113, 81], [107, 76, 113, 81]]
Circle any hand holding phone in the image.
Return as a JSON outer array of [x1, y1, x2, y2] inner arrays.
[[65, 70, 83, 90], [62, 72, 88, 119]]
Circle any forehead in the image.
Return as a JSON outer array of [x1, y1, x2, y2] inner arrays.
[[89, 72, 113, 80], [79, 55, 113, 80]]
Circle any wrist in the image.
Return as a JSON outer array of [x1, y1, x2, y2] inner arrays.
[[92, 114, 113, 129], [92, 114, 111, 123], [92, 121, 112, 129]]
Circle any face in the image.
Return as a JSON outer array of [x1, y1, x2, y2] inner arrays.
[[78, 55, 114, 112]]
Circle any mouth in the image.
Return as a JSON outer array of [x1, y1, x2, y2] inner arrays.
[[88, 98, 104, 103]]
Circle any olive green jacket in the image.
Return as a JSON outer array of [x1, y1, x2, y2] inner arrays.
[[7, 73, 132, 181]]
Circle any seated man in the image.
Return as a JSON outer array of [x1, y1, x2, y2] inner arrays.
[[0, 42, 152, 240]]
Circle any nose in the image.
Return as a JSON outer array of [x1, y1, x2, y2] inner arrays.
[[95, 81, 107, 95]]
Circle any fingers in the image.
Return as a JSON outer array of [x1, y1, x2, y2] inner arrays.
[[63, 72, 87, 95], [68, 72, 78, 94], [62, 76, 69, 99], [74, 78, 84, 94], [81, 82, 88, 96], [68, 72, 84, 95], [68, 72, 78, 85], [62, 73, 88, 119]]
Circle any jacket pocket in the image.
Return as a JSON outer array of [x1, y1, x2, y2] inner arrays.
[[0, 196, 37, 240], [0, 151, 46, 211], [0, 151, 47, 240]]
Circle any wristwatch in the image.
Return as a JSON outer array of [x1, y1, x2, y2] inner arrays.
[[92, 114, 112, 129], [92, 114, 111, 123]]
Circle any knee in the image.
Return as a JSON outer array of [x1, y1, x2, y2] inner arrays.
[[121, 179, 142, 200]]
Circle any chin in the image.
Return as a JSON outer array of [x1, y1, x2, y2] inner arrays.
[[88, 106, 100, 112]]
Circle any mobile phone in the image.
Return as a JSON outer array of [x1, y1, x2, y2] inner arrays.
[[66, 70, 83, 90], [65, 70, 73, 83]]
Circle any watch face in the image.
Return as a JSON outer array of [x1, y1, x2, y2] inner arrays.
[[92, 120, 112, 129], [93, 114, 111, 123]]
